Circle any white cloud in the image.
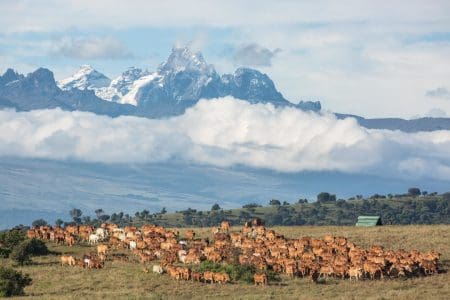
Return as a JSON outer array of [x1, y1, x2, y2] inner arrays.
[[233, 44, 281, 67], [0, 98, 449, 181], [426, 87, 450, 100], [1, 1, 449, 34], [53, 37, 133, 60]]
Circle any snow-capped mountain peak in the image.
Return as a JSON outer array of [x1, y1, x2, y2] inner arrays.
[[110, 67, 150, 95], [158, 46, 215, 75], [58, 65, 111, 91]]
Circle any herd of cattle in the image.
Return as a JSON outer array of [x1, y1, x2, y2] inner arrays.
[[27, 219, 442, 285]]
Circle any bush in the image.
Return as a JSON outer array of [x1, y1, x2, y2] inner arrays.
[[0, 267, 32, 297], [25, 239, 49, 256], [0, 230, 26, 251], [193, 261, 279, 284], [10, 242, 31, 266], [10, 239, 49, 266], [0, 248, 10, 259]]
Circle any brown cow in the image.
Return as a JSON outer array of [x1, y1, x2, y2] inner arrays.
[[348, 266, 363, 281], [191, 272, 203, 282], [220, 221, 231, 232], [60, 255, 76, 266], [203, 271, 214, 284], [213, 272, 230, 284], [254, 273, 268, 286], [97, 244, 108, 256]]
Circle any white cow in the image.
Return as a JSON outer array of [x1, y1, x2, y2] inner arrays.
[[129, 240, 137, 250], [152, 264, 164, 274], [177, 249, 187, 263], [89, 234, 99, 245], [96, 228, 107, 239]]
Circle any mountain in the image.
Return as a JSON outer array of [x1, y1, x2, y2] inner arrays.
[[122, 46, 307, 117], [1, 46, 450, 131], [0, 67, 136, 117], [58, 46, 318, 117], [58, 64, 111, 91]]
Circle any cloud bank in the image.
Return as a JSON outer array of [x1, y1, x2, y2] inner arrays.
[[1, 97, 450, 180]]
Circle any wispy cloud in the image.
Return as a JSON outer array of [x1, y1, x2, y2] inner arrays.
[[426, 87, 450, 100], [233, 43, 281, 67], [0, 98, 449, 180], [53, 37, 133, 60]]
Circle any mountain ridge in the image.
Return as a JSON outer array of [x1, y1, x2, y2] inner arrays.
[[0, 46, 449, 132]]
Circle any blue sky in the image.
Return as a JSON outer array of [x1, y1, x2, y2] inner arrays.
[[1, 0, 450, 118]]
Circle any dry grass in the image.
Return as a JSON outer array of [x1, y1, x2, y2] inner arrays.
[[4, 225, 449, 300]]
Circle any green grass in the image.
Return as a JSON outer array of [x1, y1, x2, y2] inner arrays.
[[1, 225, 449, 299]]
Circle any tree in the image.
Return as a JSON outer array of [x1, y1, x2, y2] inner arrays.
[[54, 219, 64, 227], [408, 187, 421, 197], [160, 207, 167, 214], [282, 201, 290, 206], [95, 209, 104, 218], [98, 214, 110, 222], [31, 219, 47, 228], [317, 192, 336, 203], [269, 199, 281, 206], [69, 208, 82, 224], [0, 267, 32, 297], [211, 204, 221, 211]]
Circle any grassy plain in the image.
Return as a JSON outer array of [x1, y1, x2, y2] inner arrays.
[[2, 225, 449, 300]]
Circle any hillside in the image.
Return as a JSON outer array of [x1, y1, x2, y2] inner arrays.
[[88, 194, 450, 228]]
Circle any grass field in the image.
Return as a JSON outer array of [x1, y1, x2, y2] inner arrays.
[[2, 225, 449, 299]]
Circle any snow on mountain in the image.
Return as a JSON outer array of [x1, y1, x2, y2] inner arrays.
[[119, 72, 160, 106], [58, 65, 111, 91], [55, 46, 321, 116], [111, 67, 149, 94], [59, 66, 151, 103]]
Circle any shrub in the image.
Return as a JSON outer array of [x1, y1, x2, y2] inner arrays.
[[193, 261, 279, 284], [0, 230, 26, 251], [25, 239, 49, 256], [0, 248, 10, 259], [10, 242, 31, 266], [0, 267, 32, 297]]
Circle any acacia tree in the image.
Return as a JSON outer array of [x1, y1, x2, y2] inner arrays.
[[69, 208, 82, 224], [408, 187, 421, 197]]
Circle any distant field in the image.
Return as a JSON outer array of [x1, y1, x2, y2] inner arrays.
[[3, 225, 450, 300]]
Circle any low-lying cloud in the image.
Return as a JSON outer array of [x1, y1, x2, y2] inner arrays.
[[54, 37, 133, 60], [0, 97, 449, 181]]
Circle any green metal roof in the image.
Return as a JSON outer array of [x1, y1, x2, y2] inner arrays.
[[355, 215, 382, 226]]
